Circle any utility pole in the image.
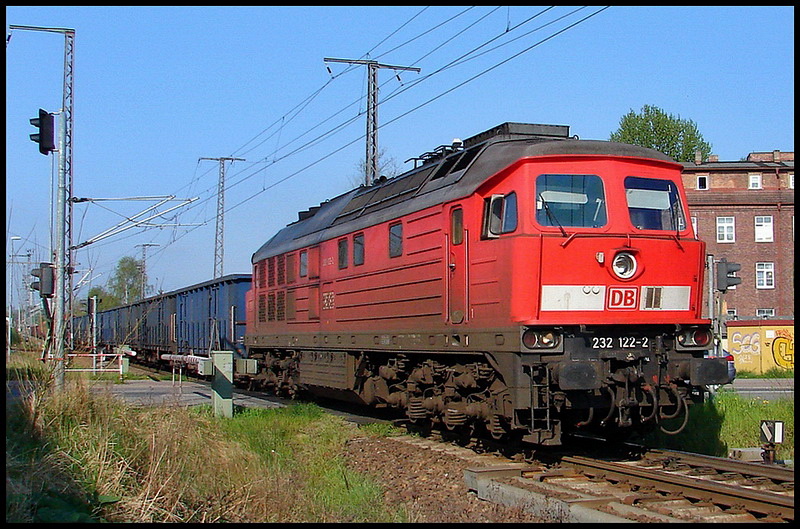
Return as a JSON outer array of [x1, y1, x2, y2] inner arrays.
[[324, 58, 420, 186], [10, 25, 75, 391], [135, 243, 159, 300], [8, 236, 22, 362], [199, 157, 244, 279]]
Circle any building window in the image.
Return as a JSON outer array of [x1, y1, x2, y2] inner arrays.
[[748, 173, 762, 189], [755, 262, 775, 289], [353, 233, 365, 266], [790, 172, 794, 189], [716, 217, 735, 243], [756, 308, 775, 319], [696, 175, 708, 190], [691, 216, 698, 236], [389, 223, 403, 257], [726, 309, 737, 321], [754, 216, 773, 242]]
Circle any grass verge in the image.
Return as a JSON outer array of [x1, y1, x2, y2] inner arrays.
[[6, 349, 793, 522], [6, 351, 406, 522], [641, 390, 794, 462]]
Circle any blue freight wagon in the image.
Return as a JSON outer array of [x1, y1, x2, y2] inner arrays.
[[73, 274, 251, 365]]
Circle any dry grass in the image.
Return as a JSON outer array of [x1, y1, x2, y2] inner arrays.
[[6, 351, 402, 522]]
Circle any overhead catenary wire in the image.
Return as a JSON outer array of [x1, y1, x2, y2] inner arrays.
[[151, 6, 612, 259], [167, 6, 568, 220], [94, 7, 610, 283]]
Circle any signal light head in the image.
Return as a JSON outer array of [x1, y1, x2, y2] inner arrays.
[[30, 262, 55, 298], [29, 108, 55, 155]]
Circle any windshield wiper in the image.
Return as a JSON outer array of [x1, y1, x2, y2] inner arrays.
[[538, 193, 567, 237]]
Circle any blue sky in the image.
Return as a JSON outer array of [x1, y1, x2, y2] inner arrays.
[[5, 6, 794, 306]]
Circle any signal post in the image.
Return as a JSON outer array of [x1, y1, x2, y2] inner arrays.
[[708, 255, 743, 357], [11, 24, 76, 390]]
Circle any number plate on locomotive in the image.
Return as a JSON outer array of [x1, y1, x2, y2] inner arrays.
[[591, 336, 649, 349]]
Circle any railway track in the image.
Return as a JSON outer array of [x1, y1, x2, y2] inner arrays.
[[461, 443, 794, 523], [124, 363, 793, 522]]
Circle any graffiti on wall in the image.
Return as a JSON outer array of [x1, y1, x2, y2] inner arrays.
[[729, 326, 794, 371], [771, 329, 794, 369]]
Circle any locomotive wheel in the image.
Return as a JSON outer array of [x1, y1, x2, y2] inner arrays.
[[488, 414, 509, 441]]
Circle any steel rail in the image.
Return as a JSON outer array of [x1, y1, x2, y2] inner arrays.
[[645, 448, 794, 483], [561, 455, 793, 521]]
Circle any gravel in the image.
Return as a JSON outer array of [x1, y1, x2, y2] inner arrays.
[[343, 434, 546, 523]]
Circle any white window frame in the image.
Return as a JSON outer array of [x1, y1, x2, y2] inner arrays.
[[726, 308, 738, 321], [754, 215, 773, 242], [696, 174, 708, 190], [716, 216, 735, 243], [755, 262, 775, 289], [756, 308, 775, 319], [748, 173, 762, 189]]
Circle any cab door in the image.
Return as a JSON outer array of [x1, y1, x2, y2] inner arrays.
[[447, 206, 468, 324]]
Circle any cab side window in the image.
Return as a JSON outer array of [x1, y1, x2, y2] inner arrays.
[[482, 192, 517, 238]]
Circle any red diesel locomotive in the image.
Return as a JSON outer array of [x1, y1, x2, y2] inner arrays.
[[242, 122, 730, 445]]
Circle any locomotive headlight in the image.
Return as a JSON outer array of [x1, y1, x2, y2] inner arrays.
[[676, 327, 713, 349], [539, 331, 556, 346], [522, 329, 539, 349], [611, 252, 637, 279], [691, 329, 712, 346], [522, 328, 561, 350]]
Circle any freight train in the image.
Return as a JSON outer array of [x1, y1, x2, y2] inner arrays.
[[73, 274, 250, 367], [75, 122, 732, 446]]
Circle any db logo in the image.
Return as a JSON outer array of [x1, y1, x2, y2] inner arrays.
[[607, 287, 638, 310]]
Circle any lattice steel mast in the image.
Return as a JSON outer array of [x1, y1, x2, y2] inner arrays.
[[199, 157, 244, 278], [324, 58, 420, 186]]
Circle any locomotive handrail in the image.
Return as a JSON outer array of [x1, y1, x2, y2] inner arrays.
[[557, 231, 687, 249]]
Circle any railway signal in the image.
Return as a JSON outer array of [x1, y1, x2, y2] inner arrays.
[[716, 258, 742, 292], [30, 262, 55, 298], [29, 108, 56, 155]]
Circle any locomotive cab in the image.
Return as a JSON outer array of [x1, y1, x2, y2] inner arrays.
[[468, 138, 725, 443]]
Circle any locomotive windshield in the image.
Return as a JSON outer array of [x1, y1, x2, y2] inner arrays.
[[535, 174, 607, 228], [625, 176, 686, 231]]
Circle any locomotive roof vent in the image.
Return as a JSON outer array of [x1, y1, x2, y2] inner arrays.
[[462, 122, 571, 149], [297, 205, 321, 221], [409, 122, 571, 168]]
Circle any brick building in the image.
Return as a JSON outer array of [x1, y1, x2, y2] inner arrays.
[[681, 150, 794, 320]]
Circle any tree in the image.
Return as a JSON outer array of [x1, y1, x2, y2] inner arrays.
[[609, 105, 712, 162], [105, 256, 145, 306], [349, 147, 402, 187], [86, 285, 121, 313]]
